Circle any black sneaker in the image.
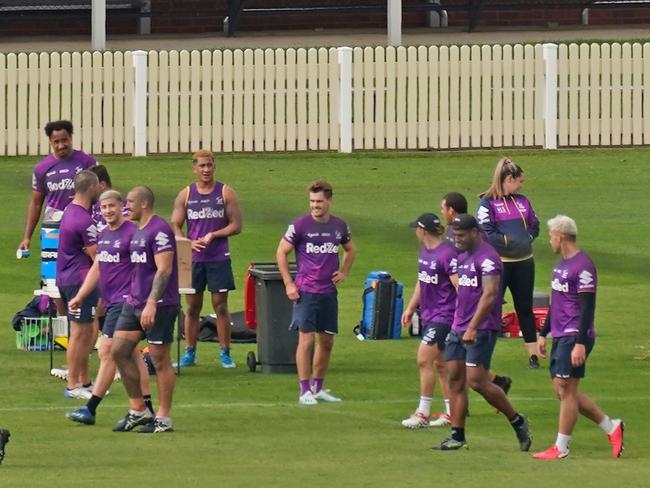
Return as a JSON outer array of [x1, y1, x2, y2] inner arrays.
[[528, 355, 540, 369], [0, 429, 10, 464], [432, 437, 468, 451], [495, 376, 513, 395], [112, 411, 154, 432], [515, 415, 532, 451], [138, 418, 174, 434]]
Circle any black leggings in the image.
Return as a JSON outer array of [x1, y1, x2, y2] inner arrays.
[[502, 257, 536, 344]]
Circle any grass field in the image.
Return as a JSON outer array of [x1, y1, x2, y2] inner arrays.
[[1, 148, 649, 487]]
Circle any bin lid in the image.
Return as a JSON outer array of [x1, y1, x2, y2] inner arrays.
[[249, 262, 296, 280]]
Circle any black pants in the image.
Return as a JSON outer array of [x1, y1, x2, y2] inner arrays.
[[502, 257, 536, 344]]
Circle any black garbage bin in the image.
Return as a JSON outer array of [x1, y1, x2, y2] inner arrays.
[[247, 263, 298, 373]]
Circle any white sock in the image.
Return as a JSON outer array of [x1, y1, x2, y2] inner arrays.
[[444, 399, 451, 416], [599, 416, 616, 434], [555, 433, 571, 452], [417, 396, 432, 417]]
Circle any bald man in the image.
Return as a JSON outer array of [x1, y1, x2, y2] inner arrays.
[[111, 186, 179, 434]]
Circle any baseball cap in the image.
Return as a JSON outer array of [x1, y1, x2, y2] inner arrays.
[[409, 213, 442, 233], [451, 213, 479, 230]]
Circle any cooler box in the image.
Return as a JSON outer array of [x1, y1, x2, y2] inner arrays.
[[40, 222, 60, 287]]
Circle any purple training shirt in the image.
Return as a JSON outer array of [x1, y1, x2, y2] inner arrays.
[[127, 215, 179, 310], [550, 251, 597, 339], [185, 181, 230, 263], [452, 241, 503, 333], [283, 213, 351, 294], [32, 150, 97, 222], [56, 203, 97, 287], [418, 241, 458, 326], [97, 220, 137, 306]]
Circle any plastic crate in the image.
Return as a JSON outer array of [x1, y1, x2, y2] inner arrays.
[[15, 316, 68, 351]]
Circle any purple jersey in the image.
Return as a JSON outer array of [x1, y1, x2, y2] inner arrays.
[[452, 241, 503, 333], [283, 213, 351, 294], [56, 203, 97, 287], [92, 200, 130, 234], [32, 150, 97, 222], [418, 241, 458, 325], [550, 251, 597, 339], [97, 220, 137, 306], [185, 182, 230, 262], [127, 215, 179, 310]]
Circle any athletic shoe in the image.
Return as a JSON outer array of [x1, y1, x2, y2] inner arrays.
[[174, 349, 196, 368], [529, 355, 540, 369], [499, 376, 513, 395], [432, 437, 468, 450], [138, 418, 174, 434], [65, 406, 96, 425], [50, 367, 68, 380], [112, 410, 154, 432], [113, 371, 121, 382], [532, 445, 569, 460], [607, 419, 624, 458], [298, 391, 318, 405], [494, 376, 513, 414], [401, 412, 430, 429], [312, 389, 342, 403], [0, 429, 10, 465], [64, 387, 92, 400], [515, 415, 532, 451], [219, 350, 236, 369], [430, 413, 452, 427]]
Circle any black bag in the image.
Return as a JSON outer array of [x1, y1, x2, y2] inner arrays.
[[179, 311, 256, 344], [12, 296, 55, 332]]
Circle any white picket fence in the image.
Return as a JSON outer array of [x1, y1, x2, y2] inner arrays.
[[1, 42, 649, 156]]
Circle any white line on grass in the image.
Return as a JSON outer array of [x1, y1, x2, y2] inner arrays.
[[0, 396, 648, 413]]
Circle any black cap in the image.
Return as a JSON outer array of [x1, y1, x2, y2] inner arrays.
[[451, 213, 479, 230], [409, 213, 442, 233]]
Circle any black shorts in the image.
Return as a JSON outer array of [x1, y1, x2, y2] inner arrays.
[[444, 329, 498, 370], [549, 336, 595, 379], [192, 260, 236, 293], [115, 302, 178, 345], [421, 322, 451, 350], [101, 302, 124, 339], [290, 291, 338, 335], [59, 285, 99, 324]]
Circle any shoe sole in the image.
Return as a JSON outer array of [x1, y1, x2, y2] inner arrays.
[[432, 444, 468, 451], [402, 422, 430, 429], [613, 421, 625, 458], [66, 413, 95, 426]]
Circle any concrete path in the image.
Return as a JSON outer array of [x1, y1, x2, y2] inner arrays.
[[1, 25, 649, 53]]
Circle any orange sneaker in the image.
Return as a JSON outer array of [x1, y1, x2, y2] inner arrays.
[[532, 445, 569, 460], [607, 420, 624, 458]]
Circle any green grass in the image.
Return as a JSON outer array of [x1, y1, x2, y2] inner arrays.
[[1, 148, 649, 487]]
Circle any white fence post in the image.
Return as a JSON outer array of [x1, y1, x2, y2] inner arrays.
[[543, 43, 558, 150], [338, 47, 353, 154], [91, 0, 106, 51], [132, 50, 147, 156], [387, 0, 402, 47]]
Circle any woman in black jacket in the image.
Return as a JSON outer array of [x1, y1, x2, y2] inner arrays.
[[477, 158, 541, 368]]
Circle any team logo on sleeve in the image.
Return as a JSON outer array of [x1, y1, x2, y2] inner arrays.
[[284, 224, 296, 240], [480, 258, 495, 274], [579, 270, 594, 287], [86, 224, 98, 240], [449, 258, 458, 273], [477, 206, 490, 224], [155, 232, 171, 248]]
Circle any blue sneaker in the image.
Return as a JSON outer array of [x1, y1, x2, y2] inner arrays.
[[219, 349, 236, 369], [66, 406, 96, 425], [175, 349, 196, 368]]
